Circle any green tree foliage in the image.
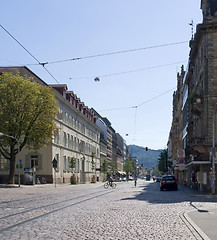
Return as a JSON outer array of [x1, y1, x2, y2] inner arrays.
[[101, 159, 107, 180], [108, 161, 115, 177], [69, 157, 76, 170], [0, 72, 58, 184], [157, 149, 168, 173], [91, 152, 96, 172], [124, 158, 133, 179]]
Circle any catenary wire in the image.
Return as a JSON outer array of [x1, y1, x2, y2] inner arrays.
[[68, 61, 187, 80], [0, 24, 60, 84], [24, 41, 188, 66], [100, 87, 175, 112]]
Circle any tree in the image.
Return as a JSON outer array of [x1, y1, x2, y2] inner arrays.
[[69, 157, 76, 170], [0, 72, 58, 184], [124, 158, 133, 180], [91, 152, 96, 172], [90, 152, 96, 183], [157, 149, 169, 174], [101, 159, 107, 180], [108, 161, 115, 177]]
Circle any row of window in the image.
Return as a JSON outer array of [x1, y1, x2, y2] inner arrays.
[[55, 153, 96, 173], [54, 131, 99, 157], [0, 154, 39, 170], [59, 109, 99, 141]]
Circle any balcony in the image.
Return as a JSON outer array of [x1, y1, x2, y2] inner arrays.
[[191, 137, 206, 151]]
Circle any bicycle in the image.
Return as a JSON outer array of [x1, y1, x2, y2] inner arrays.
[[104, 181, 116, 189]]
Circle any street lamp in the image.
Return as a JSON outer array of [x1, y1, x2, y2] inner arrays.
[[211, 103, 217, 194], [0, 132, 21, 187]]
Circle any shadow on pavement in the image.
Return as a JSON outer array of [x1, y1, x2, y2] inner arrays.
[[121, 181, 217, 205]]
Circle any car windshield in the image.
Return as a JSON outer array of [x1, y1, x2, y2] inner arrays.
[[162, 176, 175, 181]]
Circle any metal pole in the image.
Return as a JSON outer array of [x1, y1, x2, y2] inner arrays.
[[212, 103, 217, 195], [55, 169, 56, 187], [18, 145, 20, 187]]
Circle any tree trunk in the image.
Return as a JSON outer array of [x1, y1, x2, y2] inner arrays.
[[8, 146, 16, 184], [8, 158, 15, 184]]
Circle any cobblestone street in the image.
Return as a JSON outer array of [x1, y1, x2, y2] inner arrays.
[[0, 179, 217, 240]]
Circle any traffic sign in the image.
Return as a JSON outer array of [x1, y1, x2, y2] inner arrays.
[[177, 149, 185, 158], [16, 164, 23, 169], [179, 158, 184, 164]]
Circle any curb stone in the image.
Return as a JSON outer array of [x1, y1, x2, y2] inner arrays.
[[183, 211, 211, 240]]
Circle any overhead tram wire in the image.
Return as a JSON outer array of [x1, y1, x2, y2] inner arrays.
[[100, 87, 176, 112], [1, 24, 187, 85], [24, 41, 189, 67], [0, 24, 60, 84], [67, 60, 187, 80]]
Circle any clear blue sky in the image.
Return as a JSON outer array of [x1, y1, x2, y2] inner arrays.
[[1, 1, 202, 150]]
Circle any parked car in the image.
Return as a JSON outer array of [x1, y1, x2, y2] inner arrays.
[[160, 175, 178, 191], [128, 176, 134, 181]]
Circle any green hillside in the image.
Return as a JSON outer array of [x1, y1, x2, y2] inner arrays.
[[128, 145, 162, 169]]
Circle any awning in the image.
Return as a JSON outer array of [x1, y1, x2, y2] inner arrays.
[[118, 171, 126, 175], [185, 161, 211, 167]]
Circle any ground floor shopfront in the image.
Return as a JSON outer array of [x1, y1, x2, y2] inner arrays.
[[174, 161, 217, 193]]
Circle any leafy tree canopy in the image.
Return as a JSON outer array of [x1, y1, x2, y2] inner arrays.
[[157, 149, 168, 173], [0, 72, 58, 183], [124, 158, 133, 174]]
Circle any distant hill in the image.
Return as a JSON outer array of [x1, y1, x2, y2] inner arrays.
[[128, 145, 162, 169]]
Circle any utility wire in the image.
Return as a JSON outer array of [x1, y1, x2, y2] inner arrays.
[[67, 61, 186, 80], [0, 25, 41, 64], [0, 24, 60, 84], [44, 41, 189, 65], [100, 87, 175, 112], [137, 87, 176, 107]]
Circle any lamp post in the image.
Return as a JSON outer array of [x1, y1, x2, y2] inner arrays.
[[211, 103, 217, 194], [0, 132, 20, 187]]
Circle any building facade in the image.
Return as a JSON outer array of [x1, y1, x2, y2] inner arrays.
[[169, 1, 217, 192], [0, 67, 101, 184]]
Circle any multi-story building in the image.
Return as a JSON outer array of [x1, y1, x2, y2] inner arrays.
[[168, 68, 185, 177], [102, 117, 113, 171], [169, 1, 217, 192], [116, 132, 127, 171], [91, 108, 108, 181], [0, 66, 100, 184], [91, 109, 126, 179]]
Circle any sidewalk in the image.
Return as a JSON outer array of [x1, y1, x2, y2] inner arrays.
[[185, 208, 217, 240], [181, 188, 217, 240]]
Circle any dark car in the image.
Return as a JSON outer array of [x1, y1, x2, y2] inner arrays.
[[160, 175, 178, 191], [146, 175, 151, 181]]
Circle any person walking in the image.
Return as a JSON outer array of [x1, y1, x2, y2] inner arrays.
[[134, 177, 137, 187]]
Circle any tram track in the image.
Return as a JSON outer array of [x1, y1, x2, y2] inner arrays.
[[0, 187, 114, 233]]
